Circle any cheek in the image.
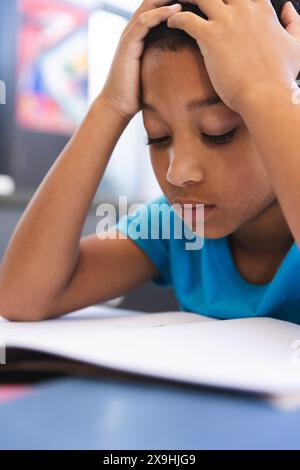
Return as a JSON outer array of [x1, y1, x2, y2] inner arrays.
[[222, 156, 273, 214]]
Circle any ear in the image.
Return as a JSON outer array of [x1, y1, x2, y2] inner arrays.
[[281, 1, 300, 41]]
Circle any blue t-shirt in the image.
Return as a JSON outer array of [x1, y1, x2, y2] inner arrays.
[[113, 195, 300, 324]]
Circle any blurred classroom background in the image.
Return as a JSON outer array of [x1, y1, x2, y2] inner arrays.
[[0, 0, 178, 312]]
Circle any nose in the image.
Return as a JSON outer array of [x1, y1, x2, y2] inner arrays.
[[166, 142, 206, 187]]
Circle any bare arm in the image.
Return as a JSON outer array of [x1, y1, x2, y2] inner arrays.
[[0, 96, 160, 321], [44, 232, 159, 320], [0, 97, 147, 321], [237, 82, 300, 247], [0, 1, 179, 322]]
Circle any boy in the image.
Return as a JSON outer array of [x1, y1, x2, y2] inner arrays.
[[1, 1, 300, 322]]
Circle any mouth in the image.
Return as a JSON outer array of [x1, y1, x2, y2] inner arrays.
[[171, 199, 216, 222], [171, 198, 214, 206]]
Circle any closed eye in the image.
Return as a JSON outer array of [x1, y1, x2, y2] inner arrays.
[[146, 128, 237, 147]]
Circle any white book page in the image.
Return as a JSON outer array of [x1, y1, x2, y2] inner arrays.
[[0, 305, 217, 327], [60, 305, 218, 326], [1, 307, 300, 396]]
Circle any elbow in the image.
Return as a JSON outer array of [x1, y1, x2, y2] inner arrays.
[[0, 308, 47, 322], [0, 271, 52, 321], [0, 311, 43, 322], [0, 292, 49, 322]]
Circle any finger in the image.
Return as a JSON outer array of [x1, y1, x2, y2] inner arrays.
[[167, 11, 208, 42], [131, 0, 181, 22], [281, 1, 300, 27], [126, 3, 183, 42], [183, 0, 227, 18], [179, 0, 229, 4], [175, 0, 198, 4], [280, 0, 300, 42]]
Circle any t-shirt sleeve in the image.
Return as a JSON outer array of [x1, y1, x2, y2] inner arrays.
[[111, 195, 172, 287]]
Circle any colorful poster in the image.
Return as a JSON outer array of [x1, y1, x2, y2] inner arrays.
[[16, 0, 90, 135]]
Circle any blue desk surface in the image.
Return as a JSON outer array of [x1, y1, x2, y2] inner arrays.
[[0, 376, 300, 450]]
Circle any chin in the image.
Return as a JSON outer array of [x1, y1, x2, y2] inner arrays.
[[191, 224, 232, 240]]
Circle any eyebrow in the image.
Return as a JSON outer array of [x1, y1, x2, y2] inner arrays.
[[141, 96, 223, 112]]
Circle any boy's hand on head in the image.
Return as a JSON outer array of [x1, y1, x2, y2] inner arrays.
[[167, 0, 300, 113], [100, 0, 182, 121]]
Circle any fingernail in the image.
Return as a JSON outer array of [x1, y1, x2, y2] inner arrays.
[[170, 3, 181, 8]]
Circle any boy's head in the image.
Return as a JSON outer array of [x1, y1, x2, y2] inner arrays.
[[140, 1, 291, 239]]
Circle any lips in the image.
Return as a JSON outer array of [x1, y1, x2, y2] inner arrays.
[[171, 198, 215, 208], [171, 198, 216, 223]]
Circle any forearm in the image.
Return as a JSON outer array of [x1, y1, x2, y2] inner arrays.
[[0, 95, 130, 317], [238, 80, 300, 246]]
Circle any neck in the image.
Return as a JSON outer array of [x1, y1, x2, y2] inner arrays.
[[229, 199, 294, 258]]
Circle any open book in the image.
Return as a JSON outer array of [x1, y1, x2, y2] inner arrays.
[[1, 305, 300, 406]]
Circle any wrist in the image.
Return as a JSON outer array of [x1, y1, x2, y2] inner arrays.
[[233, 79, 299, 118], [90, 93, 133, 127]]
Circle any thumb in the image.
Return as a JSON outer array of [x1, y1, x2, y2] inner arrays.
[[281, 1, 300, 35]]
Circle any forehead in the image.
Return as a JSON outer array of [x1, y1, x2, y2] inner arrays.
[[141, 47, 215, 105]]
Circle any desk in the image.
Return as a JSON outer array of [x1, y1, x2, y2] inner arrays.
[[0, 376, 300, 449]]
